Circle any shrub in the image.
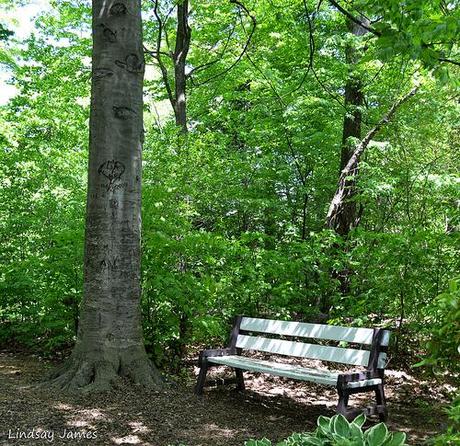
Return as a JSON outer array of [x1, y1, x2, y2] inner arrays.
[[431, 397, 460, 445], [415, 279, 460, 445], [417, 278, 460, 373]]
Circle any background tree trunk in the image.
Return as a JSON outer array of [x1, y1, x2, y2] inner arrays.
[[48, 0, 162, 391], [150, 0, 191, 133], [173, 0, 191, 133], [333, 17, 368, 236], [326, 86, 419, 231]]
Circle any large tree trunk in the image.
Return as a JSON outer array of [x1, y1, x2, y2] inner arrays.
[[48, 0, 162, 391]]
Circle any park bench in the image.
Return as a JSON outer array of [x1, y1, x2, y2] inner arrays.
[[195, 316, 390, 421]]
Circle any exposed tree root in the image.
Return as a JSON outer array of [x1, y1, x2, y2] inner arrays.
[[43, 349, 163, 392]]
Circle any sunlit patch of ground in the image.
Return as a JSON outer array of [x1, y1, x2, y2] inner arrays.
[[0, 351, 453, 445]]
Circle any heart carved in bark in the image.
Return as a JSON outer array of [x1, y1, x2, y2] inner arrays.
[[98, 160, 125, 181]]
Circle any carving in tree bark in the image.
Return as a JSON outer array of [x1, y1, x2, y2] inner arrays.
[[47, 0, 162, 391], [326, 87, 419, 230]]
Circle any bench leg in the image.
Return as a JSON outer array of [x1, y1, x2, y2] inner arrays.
[[375, 384, 388, 421], [336, 387, 350, 418], [336, 384, 388, 421], [195, 361, 209, 396], [235, 368, 245, 391]]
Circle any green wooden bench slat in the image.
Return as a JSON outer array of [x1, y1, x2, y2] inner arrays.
[[236, 334, 371, 366], [240, 317, 390, 346]]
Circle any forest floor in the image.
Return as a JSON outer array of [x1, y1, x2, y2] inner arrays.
[[0, 350, 455, 446]]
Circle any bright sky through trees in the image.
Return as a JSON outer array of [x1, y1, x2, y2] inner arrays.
[[0, 0, 49, 104]]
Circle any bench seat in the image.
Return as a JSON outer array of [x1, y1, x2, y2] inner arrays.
[[208, 355, 383, 388]]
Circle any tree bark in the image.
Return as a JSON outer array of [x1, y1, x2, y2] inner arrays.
[[173, 0, 191, 133], [48, 0, 162, 391], [333, 17, 368, 236], [151, 0, 191, 133], [326, 87, 418, 229]]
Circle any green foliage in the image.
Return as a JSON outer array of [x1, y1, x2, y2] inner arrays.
[[0, 0, 88, 353], [415, 280, 460, 445], [0, 24, 13, 41], [245, 414, 407, 446], [432, 397, 460, 446], [140, 127, 343, 364], [0, 0, 459, 376], [415, 278, 460, 373]]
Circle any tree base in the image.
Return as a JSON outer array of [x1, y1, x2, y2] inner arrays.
[[45, 347, 163, 392]]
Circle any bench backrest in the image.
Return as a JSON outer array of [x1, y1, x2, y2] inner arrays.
[[230, 316, 390, 371]]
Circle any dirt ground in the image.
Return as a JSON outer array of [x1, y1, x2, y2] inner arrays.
[[0, 351, 454, 446]]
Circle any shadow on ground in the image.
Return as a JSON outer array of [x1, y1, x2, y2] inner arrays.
[[0, 352, 451, 445]]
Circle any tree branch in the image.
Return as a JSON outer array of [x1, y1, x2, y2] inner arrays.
[[326, 86, 419, 230], [150, 0, 175, 108], [439, 57, 460, 67], [285, 0, 315, 95], [192, 0, 256, 87], [187, 22, 236, 80], [329, 0, 460, 70], [328, 0, 381, 36]]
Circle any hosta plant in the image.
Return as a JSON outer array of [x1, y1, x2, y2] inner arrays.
[[245, 414, 407, 446]]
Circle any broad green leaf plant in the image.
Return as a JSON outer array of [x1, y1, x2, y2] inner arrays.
[[245, 414, 406, 446]]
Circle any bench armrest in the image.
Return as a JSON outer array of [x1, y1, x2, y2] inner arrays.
[[198, 348, 235, 366], [337, 370, 383, 385]]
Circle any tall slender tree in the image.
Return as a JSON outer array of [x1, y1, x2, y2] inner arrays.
[[150, 0, 191, 133], [49, 0, 162, 391], [332, 17, 368, 236], [173, 0, 191, 133], [326, 86, 419, 230]]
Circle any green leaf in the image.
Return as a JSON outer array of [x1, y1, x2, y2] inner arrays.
[[333, 414, 351, 437], [352, 413, 366, 428], [317, 415, 332, 435], [245, 440, 272, 446], [383, 432, 407, 446], [365, 423, 389, 446], [449, 279, 458, 293], [349, 423, 365, 445], [302, 437, 325, 446]]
